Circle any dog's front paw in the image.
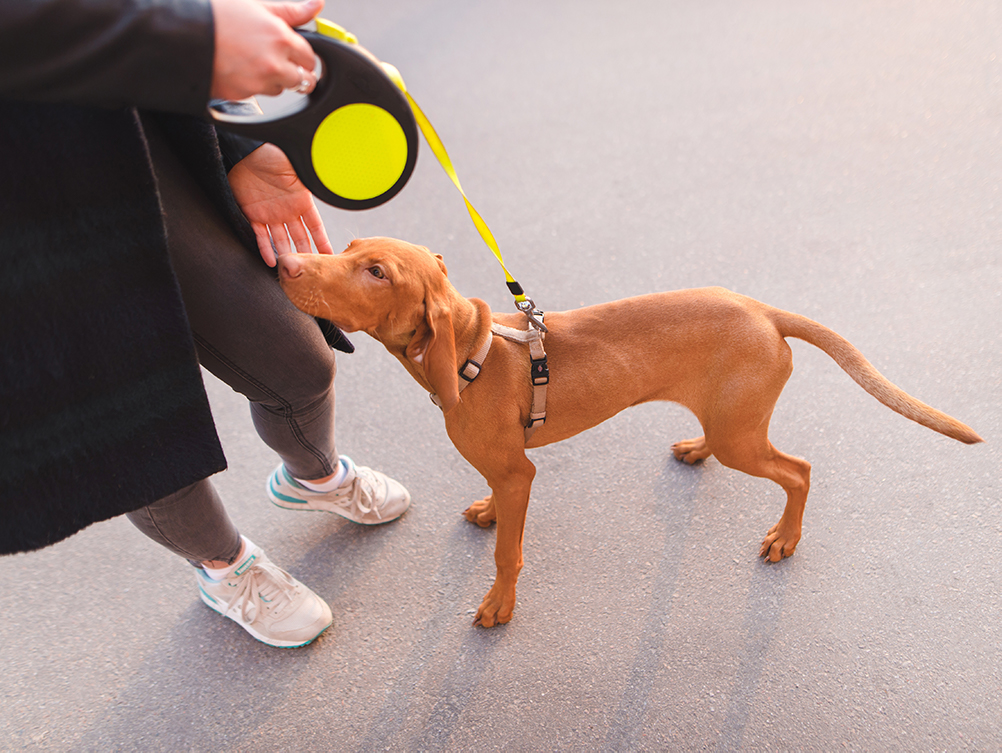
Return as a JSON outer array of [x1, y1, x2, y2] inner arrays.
[[672, 436, 712, 464], [473, 582, 516, 627], [462, 495, 497, 528], [759, 521, 801, 562]]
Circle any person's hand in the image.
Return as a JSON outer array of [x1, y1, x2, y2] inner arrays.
[[210, 0, 323, 100], [228, 143, 334, 266]]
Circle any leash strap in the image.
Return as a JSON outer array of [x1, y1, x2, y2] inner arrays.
[[316, 19, 546, 333], [319, 20, 551, 438]]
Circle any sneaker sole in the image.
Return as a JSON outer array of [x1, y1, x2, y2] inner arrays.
[[198, 586, 332, 649], [266, 471, 411, 526]]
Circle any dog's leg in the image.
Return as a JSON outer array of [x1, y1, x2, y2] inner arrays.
[[708, 432, 811, 562], [755, 449, 811, 562], [463, 493, 497, 527], [474, 454, 535, 627], [456, 445, 535, 627], [447, 394, 537, 626]]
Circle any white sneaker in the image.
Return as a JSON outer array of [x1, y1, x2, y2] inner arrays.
[[267, 456, 411, 525], [196, 543, 332, 648]]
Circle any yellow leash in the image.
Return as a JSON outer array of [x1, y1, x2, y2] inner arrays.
[[316, 19, 546, 331]]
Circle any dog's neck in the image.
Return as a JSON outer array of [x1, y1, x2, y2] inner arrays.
[[382, 290, 493, 394], [454, 296, 494, 362]]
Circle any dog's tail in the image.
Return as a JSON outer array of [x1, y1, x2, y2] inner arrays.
[[770, 309, 983, 444]]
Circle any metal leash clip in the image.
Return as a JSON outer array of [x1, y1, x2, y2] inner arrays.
[[515, 298, 548, 333]]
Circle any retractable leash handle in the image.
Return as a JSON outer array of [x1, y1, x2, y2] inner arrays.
[[208, 26, 419, 210]]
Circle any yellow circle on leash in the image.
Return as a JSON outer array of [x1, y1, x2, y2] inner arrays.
[[311, 103, 408, 201]]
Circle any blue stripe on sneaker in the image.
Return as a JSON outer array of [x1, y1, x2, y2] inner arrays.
[[270, 474, 311, 505], [280, 465, 308, 490], [198, 584, 221, 608]]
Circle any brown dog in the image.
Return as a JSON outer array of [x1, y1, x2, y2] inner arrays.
[[277, 237, 982, 627]]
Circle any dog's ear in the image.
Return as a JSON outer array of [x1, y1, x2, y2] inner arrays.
[[405, 295, 459, 412]]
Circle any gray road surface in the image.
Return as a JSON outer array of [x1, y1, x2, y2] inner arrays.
[[2, 1, 1000, 750]]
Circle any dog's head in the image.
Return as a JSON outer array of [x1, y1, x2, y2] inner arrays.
[[278, 237, 461, 411]]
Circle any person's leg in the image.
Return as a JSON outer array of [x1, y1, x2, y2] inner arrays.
[[145, 119, 340, 482], [119, 119, 344, 648], [126, 477, 333, 647], [144, 115, 409, 526], [125, 479, 242, 565]]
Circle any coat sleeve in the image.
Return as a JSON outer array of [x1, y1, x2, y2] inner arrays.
[[210, 98, 266, 172], [0, 0, 214, 115]]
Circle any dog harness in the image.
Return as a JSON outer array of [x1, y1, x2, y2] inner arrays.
[[430, 314, 549, 444]]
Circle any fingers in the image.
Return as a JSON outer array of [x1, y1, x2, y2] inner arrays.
[[302, 204, 334, 254], [253, 222, 304, 266], [254, 217, 328, 267], [270, 224, 294, 259], [263, 0, 323, 72], [287, 65, 315, 95], [210, 0, 322, 100], [286, 217, 314, 255], [252, 223, 277, 267], [271, 37, 318, 97], [263, 0, 324, 34]]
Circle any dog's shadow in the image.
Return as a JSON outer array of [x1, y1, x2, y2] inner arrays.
[[605, 451, 792, 750], [357, 513, 512, 749]]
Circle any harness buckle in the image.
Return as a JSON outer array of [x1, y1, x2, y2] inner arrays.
[[458, 358, 483, 383], [531, 355, 549, 385]]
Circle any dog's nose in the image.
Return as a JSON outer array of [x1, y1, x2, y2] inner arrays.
[[277, 254, 304, 280]]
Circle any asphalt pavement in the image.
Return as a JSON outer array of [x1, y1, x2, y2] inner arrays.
[[2, 1, 1000, 750]]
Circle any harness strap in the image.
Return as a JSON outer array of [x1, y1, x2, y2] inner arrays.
[[429, 332, 492, 410], [491, 315, 548, 443], [429, 316, 548, 444]]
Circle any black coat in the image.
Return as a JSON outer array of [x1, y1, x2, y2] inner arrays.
[[0, 1, 268, 553]]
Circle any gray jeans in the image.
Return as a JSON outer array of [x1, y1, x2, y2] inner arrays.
[[126, 118, 339, 566]]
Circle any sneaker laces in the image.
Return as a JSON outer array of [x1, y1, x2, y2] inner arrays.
[[222, 562, 299, 625], [343, 466, 384, 520]]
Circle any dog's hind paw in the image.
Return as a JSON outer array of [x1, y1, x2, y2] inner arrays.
[[672, 436, 712, 464], [759, 521, 800, 562], [463, 495, 497, 528]]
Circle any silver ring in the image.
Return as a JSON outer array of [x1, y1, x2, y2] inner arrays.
[[291, 66, 310, 94]]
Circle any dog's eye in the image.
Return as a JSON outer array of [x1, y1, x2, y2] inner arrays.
[[368, 266, 385, 279]]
